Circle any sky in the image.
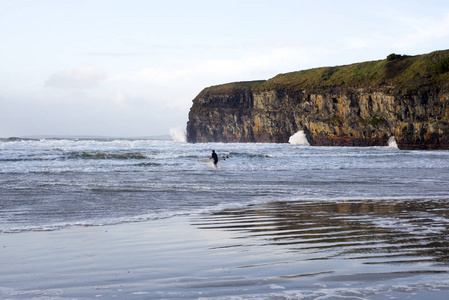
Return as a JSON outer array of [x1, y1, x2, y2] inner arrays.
[[1, 0, 449, 138]]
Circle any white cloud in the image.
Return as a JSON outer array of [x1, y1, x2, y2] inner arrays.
[[112, 91, 128, 108], [188, 47, 313, 78], [131, 68, 188, 83], [394, 13, 449, 49], [122, 46, 313, 87], [45, 66, 107, 89], [343, 11, 449, 55], [104, 47, 314, 112]]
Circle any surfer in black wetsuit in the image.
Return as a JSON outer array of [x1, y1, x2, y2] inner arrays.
[[211, 150, 218, 167]]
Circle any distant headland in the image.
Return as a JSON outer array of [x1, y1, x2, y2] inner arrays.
[[186, 49, 449, 149]]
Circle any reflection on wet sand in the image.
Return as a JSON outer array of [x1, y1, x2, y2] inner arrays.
[[192, 199, 449, 283]]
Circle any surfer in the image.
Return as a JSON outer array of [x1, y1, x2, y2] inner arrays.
[[210, 150, 218, 167]]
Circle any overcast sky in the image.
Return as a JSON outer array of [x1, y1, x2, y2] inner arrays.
[[1, 0, 449, 138]]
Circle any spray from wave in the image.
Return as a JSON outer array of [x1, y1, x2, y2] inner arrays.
[[289, 130, 310, 146], [388, 136, 398, 149], [169, 127, 187, 143]]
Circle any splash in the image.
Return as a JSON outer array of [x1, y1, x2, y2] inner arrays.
[[288, 130, 310, 146], [169, 127, 186, 143], [388, 136, 398, 149]]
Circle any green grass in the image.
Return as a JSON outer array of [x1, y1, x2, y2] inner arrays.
[[434, 57, 449, 74], [369, 117, 385, 126], [331, 115, 341, 122], [198, 49, 449, 98], [198, 80, 266, 97], [253, 49, 449, 94]]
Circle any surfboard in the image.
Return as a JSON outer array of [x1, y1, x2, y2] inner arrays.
[[198, 155, 229, 163]]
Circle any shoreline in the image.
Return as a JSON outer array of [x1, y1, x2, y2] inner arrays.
[[2, 199, 449, 299]]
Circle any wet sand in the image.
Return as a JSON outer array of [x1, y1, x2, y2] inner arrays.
[[2, 199, 449, 299]]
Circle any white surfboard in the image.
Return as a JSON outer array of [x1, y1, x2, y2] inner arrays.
[[198, 155, 229, 163]]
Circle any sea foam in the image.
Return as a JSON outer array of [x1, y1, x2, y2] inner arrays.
[[289, 130, 310, 145], [169, 127, 186, 142], [388, 136, 398, 149]]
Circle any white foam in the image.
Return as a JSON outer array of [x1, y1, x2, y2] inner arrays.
[[370, 215, 449, 236], [288, 130, 310, 146], [388, 136, 399, 149], [197, 276, 449, 300], [0, 286, 64, 297], [169, 127, 187, 142]]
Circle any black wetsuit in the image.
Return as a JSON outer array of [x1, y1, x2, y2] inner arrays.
[[211, 152, 218, 165]]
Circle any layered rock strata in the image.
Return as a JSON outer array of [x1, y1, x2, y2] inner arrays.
[[187, 50, 449, 149]]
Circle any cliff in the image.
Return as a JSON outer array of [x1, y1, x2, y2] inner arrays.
[[186, 50, 449, 149]]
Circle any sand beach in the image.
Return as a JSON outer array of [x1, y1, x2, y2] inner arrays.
[[2, 199, 449, 299]]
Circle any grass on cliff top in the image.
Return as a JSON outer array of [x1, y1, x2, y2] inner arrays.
[[199, 49, 449, 97], [257, 49, 449, 93], [198, 80, 266, 97]]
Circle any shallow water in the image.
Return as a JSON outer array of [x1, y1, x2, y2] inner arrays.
[[1, 138, 449, 298], [2, 199, 448, 299], [180, 199, 449, 299], [1, 138, 449, 233]]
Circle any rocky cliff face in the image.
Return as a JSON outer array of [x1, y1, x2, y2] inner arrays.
[[187, 50, 449, 149]]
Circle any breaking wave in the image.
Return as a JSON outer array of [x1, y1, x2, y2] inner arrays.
[[170, 127, 187, 142], [289, 130, 310, 145], [388, 136, 399, 149], [66, 151, 147, 160]]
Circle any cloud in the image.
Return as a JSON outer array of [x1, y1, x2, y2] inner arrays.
[[104, 46, 315, 112], [343, 12, 449, 55], [126, 46, 313, 85], [131, 68, 188, 83], [395, 13, 449, 49], [112, 91, 127, 108], [46, 66, 107, 89], [86, 52, 147, 57]]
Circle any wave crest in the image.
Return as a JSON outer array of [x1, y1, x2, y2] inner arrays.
[[67, 151, 147, 160]]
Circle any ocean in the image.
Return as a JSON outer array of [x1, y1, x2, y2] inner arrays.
[[1, 137, 449, 299]]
